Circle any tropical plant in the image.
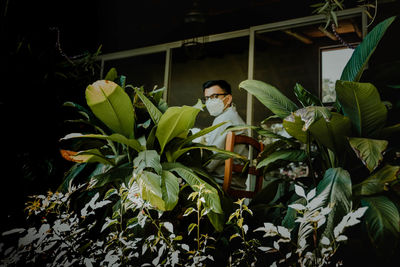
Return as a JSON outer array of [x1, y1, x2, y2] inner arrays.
[[237, 16, 400, 263], [59, 67, 247, 234]]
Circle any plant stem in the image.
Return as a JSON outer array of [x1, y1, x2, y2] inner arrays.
[[197, 199, 201, 252], [144, 208, 174, 250], [306, 131, 317, 186]]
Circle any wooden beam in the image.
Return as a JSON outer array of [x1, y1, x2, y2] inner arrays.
[[318, 26, 338, 41], [283, 30, 313, 44]]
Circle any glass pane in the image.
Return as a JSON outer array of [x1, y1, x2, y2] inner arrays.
[[103, 52, 165, 91], [169, 37, 249, 128], [253, 16, 362, 127], [321, 48, 354, 103]]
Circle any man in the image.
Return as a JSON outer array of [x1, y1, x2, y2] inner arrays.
[[202, 80, 248, 190]]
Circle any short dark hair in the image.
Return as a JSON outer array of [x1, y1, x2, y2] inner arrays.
[[202, 80, 232, 94]]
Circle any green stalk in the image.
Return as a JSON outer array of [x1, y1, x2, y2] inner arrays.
[[95, 125, 118, 156], [144, 208, 174, 250], [197, 196, 201, 252], [306, 131, 317, 186]]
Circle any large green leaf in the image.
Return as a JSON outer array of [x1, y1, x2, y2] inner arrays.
[[361, 196, 400, 249], [136, 171, 165, 210], [340, 16, 396, 82], [223, 124, 295, 145], [180, 121, 226, 147], [354, 165, 400, 196], [348, 137, 388, 172], [89, 162, 133, 189], [86, 80, 135, 138], [239, 80, 298, 118], [336, 81, 387, 137], [134, 87, 163, 124], [61, 149, 115, 166], [104, 67, 118, 81], [379, 123, 400, 139], [156, 105, 201, 153], [133, 150, 162, 175], [161, 170, 179, 210], [61, 133, 144, 152], [256, 149, 307, 169], [287, 106, 332, 131], [293, 83, 322, 107], [314, 168, 352, 240], [283, 106, 333, 144], [162, 162, 223, 214], [283, 114, 308, 143], [206, 211, 225, 232], [58, 163, 87, 192], [149, 87, 166, 104], [171, 144, 246, 163], [309, 112, 352, 154]]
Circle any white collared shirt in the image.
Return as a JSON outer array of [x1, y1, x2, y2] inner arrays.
[[205, 104, 249, 189]]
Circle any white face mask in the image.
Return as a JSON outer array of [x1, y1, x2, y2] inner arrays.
[[206, 97, 227, 116]]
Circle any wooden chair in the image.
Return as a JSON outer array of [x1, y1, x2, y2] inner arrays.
[[223, 131, 265, 199]]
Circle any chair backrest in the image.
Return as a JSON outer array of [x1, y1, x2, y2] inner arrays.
[[223, 131, 264, 199]]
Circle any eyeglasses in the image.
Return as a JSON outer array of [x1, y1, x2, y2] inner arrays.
[[202, 93, 228, 102]]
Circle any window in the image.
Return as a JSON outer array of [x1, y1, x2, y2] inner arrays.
[[321, 47, 355, 103], [169, 37, 249, 129], [103, 52, 166, 91]]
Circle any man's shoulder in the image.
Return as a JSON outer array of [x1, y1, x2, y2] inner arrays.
[[226, 107, 245, 124]]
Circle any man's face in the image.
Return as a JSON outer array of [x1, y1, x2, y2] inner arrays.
[[203, 85, 232, 107]]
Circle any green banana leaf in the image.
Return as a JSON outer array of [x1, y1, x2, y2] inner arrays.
[[289, 106, 332, 131], [104, 67, 118, 81], [283, 114, 308, 143], [146, 126, 157, 150], [223, 124, 294, 143], [61, 133, 144, 152], [63, 101, 97, 122], [336, 81, 387, 137], [379, 123, 400, 139], [314, 168, 352, 240], [283, 108, 349, 151], [86, 80, 135, 138], [149, 87, 166, 104], [354, 164, 400, 196], [133, 150, 162, 175], [348, 137, 388, 172], [156, 104, 202, 153], [58, 163, 88, 192], [136, 171, 166, 211], [340, 16, 396, 82], [62, 149, 115, 166], [239, 80, 298, 118], [257, 149, 307, 169], [171, 144, 247, 163], [309, 112, 352, 154], [179, 121, 226, 147], [162, 162, 223, 214], [89, 162, 133, 189], [134, 87, 163, 124], [161, 170, 179, 210], [293, 83, 322, 107], [361, 196, 400, 250], [257, 140, 293, 163]]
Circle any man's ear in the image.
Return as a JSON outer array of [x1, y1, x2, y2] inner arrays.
[[226, 94, 233, 106]]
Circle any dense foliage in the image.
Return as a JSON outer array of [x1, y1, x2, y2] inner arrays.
[[1, 16, 399, 267]]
